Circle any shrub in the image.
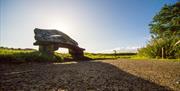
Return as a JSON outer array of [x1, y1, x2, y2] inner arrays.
[[138, 36, 180, 59]]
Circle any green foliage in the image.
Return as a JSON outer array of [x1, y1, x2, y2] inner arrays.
[[85, 52, 136, 60], [0, 47, 136, 62], [138, 36, 180, 59], [0, 47, 65, 62], [138, 2, 180, 59], [150, 2, 180, 38]]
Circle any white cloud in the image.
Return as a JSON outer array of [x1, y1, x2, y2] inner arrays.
[[95, 46, 142, 53]]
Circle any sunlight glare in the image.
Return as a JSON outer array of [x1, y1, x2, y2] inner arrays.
[[39, 15, 76, 35]]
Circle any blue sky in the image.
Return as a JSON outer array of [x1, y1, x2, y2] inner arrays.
[[0, 0, 178, 53]]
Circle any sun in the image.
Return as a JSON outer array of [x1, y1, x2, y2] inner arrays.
[[45, 21, 72, 35], [38, 16, 76, 36]]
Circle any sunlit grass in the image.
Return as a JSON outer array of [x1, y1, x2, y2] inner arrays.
[[1, 47, 179, 62], [0, 47, 64, 62], [53, 61, 78, 65], [130, 55, 180, 62], [0, 47, 137, 62], [84, 52, 136, 60]]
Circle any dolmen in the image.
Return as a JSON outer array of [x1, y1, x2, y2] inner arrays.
[[33, 28, 85, 59]]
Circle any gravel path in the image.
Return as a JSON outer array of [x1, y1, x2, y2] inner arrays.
[[0, 59, 180, 91]]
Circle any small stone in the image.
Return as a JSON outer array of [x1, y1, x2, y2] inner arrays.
[[176, 80, 180, 84]]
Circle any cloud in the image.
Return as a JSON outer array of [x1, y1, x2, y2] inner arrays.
[[96, 46, 142, 53]]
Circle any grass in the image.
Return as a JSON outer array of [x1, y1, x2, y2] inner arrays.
[[84, 52, 136, 60], [0, 47, 65, 62], [131, 55, 180, 62], [0, 47, 179, 62]]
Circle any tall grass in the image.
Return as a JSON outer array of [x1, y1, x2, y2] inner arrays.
[[138, 37, 180, 59]]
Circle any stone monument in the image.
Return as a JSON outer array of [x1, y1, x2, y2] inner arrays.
[[33, 28, 85, 59]]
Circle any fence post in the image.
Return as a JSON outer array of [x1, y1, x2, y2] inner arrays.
[[162, 47, 164, 59], [113, 50, 117, 59]]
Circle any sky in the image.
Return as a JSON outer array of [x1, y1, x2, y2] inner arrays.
[[0, 0, 178, 53]]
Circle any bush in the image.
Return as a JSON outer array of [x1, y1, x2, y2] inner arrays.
[[138, 36, 180, 59]]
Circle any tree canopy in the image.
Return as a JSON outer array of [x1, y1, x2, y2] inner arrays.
[[138, 2, 180, 59], [149, 2, 180, 38]]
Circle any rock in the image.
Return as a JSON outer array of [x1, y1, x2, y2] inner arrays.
[[34, 28, 78, 46], [176, 80, 180, 84], [33, 28, 85, 58]]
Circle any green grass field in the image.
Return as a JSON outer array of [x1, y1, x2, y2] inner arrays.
[[85, 52, 136, 59], [0, 47, 179, 62], [0, 47, 64, 62]]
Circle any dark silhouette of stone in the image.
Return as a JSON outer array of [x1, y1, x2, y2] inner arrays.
[[33, 28, 85, 59]]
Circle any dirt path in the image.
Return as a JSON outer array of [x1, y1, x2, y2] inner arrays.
[[0, 59, 180, 91]]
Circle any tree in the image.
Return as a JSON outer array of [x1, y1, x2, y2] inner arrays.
[[149, 2, 180, 38], [138, 2, 180, 59]]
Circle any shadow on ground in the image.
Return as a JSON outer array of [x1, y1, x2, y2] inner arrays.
[[0, 60, 172, 91]]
